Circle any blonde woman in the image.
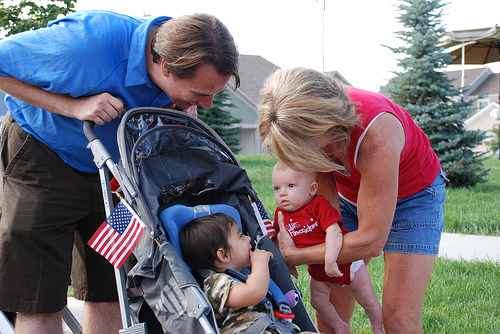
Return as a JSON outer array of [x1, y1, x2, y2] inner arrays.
[[258, 67, 447, 334]]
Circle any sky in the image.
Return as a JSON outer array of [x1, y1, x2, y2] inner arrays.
[[74, 0, 499, 92]]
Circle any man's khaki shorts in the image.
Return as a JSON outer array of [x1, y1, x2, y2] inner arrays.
[[0, 114, 118, 313]]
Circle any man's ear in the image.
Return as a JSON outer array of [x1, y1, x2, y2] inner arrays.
[[161, 59, 170, 76], [309, 181, 319, 196], [217, 248, 231, 264]]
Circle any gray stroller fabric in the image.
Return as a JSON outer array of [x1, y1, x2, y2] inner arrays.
[[126, 234, 210, 333], [116, 108, 317, 333]]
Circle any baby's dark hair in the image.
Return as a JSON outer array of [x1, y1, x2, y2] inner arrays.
[[179, 213, 237, 271]]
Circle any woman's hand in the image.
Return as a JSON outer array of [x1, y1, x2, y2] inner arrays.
[[276, 211, 299, 263]]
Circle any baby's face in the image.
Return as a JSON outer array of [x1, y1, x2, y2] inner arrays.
[[272, 168, 316, 212], [226, 224, 252, 271]]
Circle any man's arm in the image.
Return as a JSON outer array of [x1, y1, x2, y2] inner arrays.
[[0, 76, 124, 125]]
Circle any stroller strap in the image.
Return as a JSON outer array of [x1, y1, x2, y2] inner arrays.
[[245, 316, 273, 334], [244, 314, 299, 334], [224, 268, 294, 318]]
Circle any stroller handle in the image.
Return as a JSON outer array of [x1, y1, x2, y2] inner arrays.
[[83, 120, 99, 142], [83, 96, 125, 142]]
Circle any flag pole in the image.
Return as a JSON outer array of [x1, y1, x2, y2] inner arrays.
[[98, 166, 132, 330], [322, 0, 325, 73]]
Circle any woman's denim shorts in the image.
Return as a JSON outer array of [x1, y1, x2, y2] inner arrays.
[[340, 171, 447, 255]]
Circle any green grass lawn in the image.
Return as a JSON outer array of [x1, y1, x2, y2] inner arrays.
[[444, 157, 500, 236], [238, 154, 500, 333]]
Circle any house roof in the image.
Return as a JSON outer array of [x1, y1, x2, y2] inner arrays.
[[444, 67, 499, 97], [325, 71, 352, 86], [445, 68, 487, 88], [470, 72, 499, 96], [230, 54, 281, 105], [230, 55, 351, 106]]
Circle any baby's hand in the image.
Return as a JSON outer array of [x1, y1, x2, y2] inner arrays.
[[250, 249, 274, 264], [325, 262, 343, 277]]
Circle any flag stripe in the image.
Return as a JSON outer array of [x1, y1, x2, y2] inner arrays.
[[251, 201, 276, 238], [109, 218, 141, 264], [88, 222, 109, 249], [101, 230, 121, 258], [114, 223, 144, 268], [87, 199, 145, 269]]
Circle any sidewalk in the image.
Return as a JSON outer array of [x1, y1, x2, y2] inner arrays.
[[439, 232, 500, 262], [63, 232, 500, 333]]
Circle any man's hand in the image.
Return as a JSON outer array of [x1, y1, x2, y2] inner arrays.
[[76, 93, 125, 125]]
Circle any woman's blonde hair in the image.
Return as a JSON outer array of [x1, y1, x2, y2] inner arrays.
[[258, 67, 359, 172]]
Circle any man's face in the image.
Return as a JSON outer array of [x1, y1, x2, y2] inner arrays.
[[158, 62, 230, 111]]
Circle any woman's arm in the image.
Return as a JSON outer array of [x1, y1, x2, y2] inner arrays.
[[339, 112, 405, 261], [277, 113, 405, 265], [0, 76, 124, 125]]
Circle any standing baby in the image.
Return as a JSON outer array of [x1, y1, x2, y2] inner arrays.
[[272, 162, 384, 334]]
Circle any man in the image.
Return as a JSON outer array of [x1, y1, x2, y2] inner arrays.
[[0, 10, 239, 333]]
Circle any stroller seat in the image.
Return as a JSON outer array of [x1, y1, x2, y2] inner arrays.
[[159, 203, 242, 262]]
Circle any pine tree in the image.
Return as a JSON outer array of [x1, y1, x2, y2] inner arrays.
[[198, 90, 242, 154], [382, 0, 488, 187]]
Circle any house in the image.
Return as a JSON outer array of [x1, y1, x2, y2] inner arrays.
[[444, 67, 499, 153], [227, 54, 351, 155], [225, 55, 280, 155]]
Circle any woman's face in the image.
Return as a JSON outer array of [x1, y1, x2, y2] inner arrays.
[[313, 135, 338, 160]]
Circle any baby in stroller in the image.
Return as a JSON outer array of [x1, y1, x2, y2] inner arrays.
[[180, 213, 319, 334]]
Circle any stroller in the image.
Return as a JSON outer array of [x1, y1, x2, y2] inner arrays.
[[83, 107, 318, 333]]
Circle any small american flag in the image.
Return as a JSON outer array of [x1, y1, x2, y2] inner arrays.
[[88, 199, 145, 269], [251, 200, 276, 238]]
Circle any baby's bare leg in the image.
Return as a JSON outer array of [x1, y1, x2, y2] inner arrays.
[[349, 264, 384, 333], [309, 278, 349, 334]]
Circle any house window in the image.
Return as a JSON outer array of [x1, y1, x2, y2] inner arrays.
[[478, 98, 489, 110]]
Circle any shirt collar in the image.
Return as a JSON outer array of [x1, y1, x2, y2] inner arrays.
[[125, 16, 171, 88]]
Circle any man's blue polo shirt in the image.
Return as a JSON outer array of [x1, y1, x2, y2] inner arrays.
[[0, 10, 172, 172]]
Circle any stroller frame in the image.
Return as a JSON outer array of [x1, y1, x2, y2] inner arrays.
[[84, 114, 224, 333]]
